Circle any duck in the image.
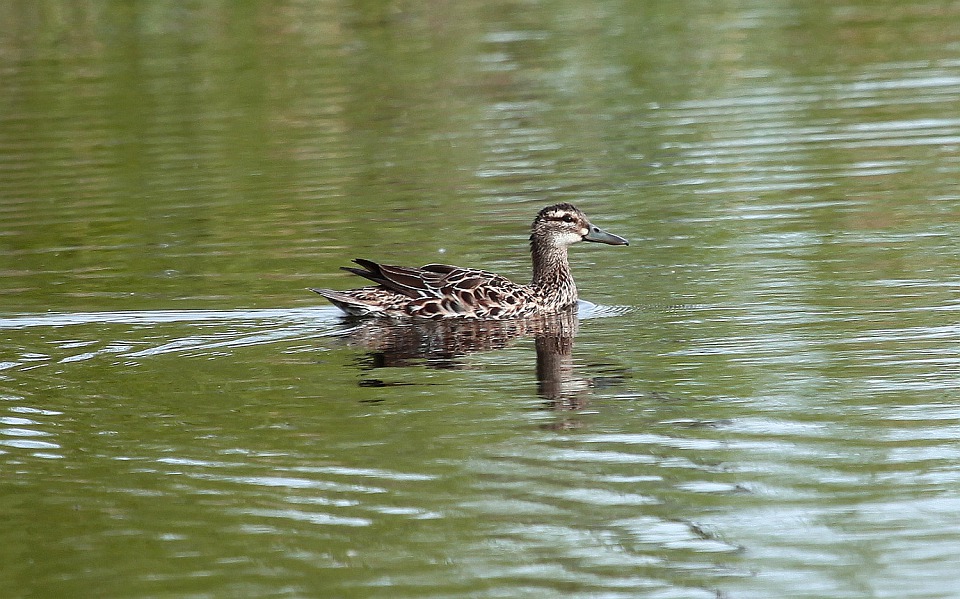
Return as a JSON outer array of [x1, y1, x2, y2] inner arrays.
[[310, 203, 628, 319]]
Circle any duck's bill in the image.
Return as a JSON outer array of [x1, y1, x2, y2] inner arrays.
[[583, 225, 629, 246]]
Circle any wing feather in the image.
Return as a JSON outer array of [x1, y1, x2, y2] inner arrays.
[[335, 259, 536, 318]]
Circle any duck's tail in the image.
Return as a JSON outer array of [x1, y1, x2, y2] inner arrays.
[[308, 288, 385, 317]]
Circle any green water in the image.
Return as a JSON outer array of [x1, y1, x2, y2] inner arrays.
[[4, 1, 960, 597]]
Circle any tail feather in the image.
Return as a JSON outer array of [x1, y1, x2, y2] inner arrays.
[[308, 288, 383, 317]]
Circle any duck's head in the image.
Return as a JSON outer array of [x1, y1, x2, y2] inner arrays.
[[531, 203, 629, 248]]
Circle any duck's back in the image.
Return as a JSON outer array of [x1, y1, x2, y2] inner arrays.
[[312, 260, 538, 319]]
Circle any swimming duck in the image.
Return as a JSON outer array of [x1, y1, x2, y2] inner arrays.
[[310, 203, 628, 319]]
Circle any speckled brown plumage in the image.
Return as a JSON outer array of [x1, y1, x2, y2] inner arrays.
[[310, 203, 628, 319]]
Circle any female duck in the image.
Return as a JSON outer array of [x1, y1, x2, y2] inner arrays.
[[311, 203, 628, 319]]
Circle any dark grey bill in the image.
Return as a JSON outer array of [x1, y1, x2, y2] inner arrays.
[[583, 224, 629, 246]]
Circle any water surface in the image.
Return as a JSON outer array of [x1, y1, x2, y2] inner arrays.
[[3, 1, 960, 597]]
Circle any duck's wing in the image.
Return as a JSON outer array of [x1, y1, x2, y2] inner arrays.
[[417, 263, 538, 318], [340, 259, 436, 299], [339, 259, 536, 318], [341, 259, 493, 297]]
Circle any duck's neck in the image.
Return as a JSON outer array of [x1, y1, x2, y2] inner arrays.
[[530, 238, 578, 309]]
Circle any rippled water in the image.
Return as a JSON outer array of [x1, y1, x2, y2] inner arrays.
[[4, 1, 960, 597]]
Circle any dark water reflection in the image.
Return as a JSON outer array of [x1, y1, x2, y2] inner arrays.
[[335, 306, 607, 408]]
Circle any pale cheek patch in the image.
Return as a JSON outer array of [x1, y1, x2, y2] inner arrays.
[[580, 228, 588, 236]]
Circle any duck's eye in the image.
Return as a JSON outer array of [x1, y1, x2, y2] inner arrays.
[[561, 214, 576, 223]]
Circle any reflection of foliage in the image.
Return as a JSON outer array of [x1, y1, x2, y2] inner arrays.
[[4, 0, 960, 318]]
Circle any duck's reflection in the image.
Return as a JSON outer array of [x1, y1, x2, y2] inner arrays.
[[334, 308, 597, 407]]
